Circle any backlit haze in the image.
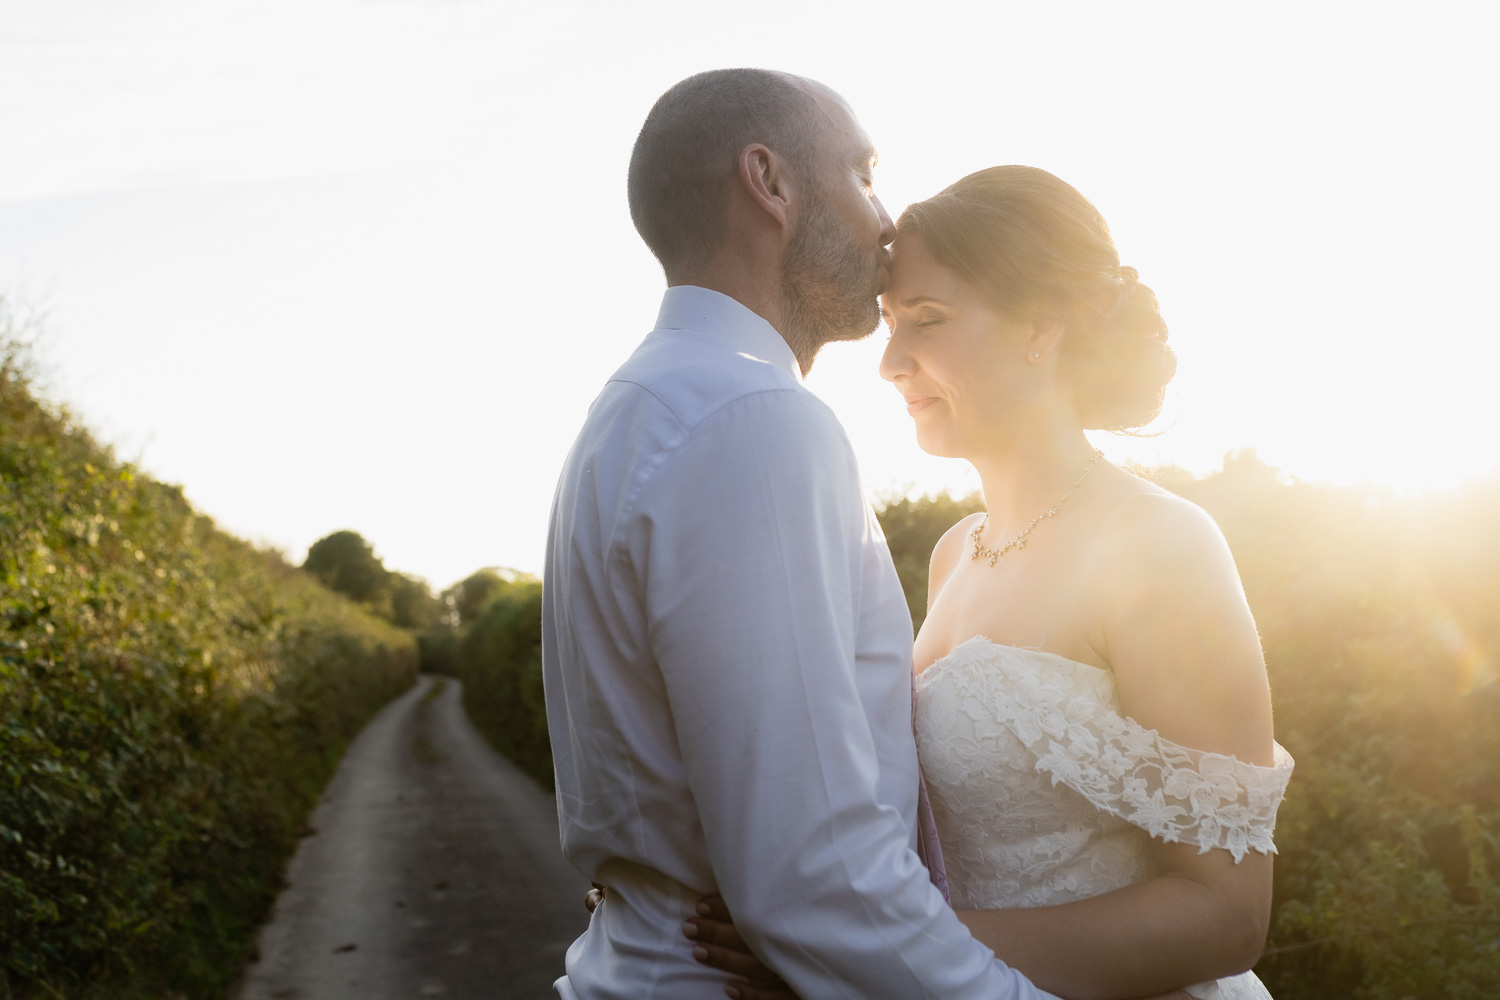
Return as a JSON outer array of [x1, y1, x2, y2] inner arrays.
[[2, 1, 1496, 589]]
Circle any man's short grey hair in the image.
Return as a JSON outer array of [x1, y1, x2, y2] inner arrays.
[[628, 69, 821, 279]]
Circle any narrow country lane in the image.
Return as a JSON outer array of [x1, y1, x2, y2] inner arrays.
[[231, 676, 590, 1000]]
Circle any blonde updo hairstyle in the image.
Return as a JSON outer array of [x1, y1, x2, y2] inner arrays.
[[897, 166, 1176, 432]]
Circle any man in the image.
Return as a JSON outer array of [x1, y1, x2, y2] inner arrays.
[[541, 68, 1058, 1000]]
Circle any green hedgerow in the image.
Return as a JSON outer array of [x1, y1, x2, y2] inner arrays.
[[0, 309, 417, 998]]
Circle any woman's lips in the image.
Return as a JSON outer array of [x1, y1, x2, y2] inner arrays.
[[905, 396, 937, 416]]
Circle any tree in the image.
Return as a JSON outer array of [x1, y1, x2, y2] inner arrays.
[[388, 572, 443, 630], [443, 568, 532, 627], [302, 530, 389, 605]]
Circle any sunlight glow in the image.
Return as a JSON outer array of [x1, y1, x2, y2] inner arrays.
[[1430, 606, 1498, 697], [1, 0, 1496, 583]]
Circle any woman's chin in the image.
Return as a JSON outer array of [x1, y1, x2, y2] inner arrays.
[[912, 427, 964, 460]]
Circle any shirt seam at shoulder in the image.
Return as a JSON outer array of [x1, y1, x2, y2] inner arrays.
[[613, 383, 820, 534]]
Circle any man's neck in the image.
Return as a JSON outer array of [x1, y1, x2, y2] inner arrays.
[[667, 269, 812, 376]]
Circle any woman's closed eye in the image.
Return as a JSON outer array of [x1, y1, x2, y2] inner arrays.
[[882, 310, 948, 332]]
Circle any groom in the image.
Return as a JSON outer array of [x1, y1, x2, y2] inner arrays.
[[541, 69, 1056, 1000]]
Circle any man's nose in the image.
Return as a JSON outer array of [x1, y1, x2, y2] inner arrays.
[[872, 195, 895, 247]]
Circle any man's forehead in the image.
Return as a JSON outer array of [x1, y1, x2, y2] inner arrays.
[[781, 72, 839, 104], [780, 73, 876, 163]]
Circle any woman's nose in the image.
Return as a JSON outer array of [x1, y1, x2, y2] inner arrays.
[[878, 327, 912, 383]]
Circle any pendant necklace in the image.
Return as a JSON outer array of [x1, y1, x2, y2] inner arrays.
[[970, 450, 1103, 567]]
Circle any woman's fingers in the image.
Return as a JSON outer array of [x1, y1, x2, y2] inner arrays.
[[689, 937, 778, 980], [686, 912, 750, 953], [724, 978, 798, 1000], [685, 906, 791, 993], [697, 894, 733, 922], [685, 897, 798, 1000], [685, 917, 777, 981]]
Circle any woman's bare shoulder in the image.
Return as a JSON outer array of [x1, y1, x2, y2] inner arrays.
[[927, 511, 985, 610], [1093, 468, 1272, 763], [1099, 471, 1234, 573], [1094, 474, 1249, 644]]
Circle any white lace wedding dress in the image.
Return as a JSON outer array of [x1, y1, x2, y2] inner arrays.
[[914, 637, 1295, 1000]]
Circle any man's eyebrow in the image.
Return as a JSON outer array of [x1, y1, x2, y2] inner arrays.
[[857, 147, 878, 170]]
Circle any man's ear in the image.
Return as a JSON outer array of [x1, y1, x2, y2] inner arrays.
[[737, 143, 796, 234]]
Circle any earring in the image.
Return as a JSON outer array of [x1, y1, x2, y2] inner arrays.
[[1031, 351, 1042, 360]]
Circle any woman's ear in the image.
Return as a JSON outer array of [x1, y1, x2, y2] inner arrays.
[[1025, 317, 1066, 363], [737, 143, 796, 234]]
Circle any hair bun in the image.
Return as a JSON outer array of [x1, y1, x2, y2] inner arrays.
[[1096, 265, 1139, 319], [1071, 273, 1176, 430]]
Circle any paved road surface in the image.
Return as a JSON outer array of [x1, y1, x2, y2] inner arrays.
[[232, 675, 590, 1000]]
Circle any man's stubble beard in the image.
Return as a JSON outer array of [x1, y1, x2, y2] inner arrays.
[[780, 192, 884, 373]]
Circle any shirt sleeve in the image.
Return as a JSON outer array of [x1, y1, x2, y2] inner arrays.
[[629, 390, 1058, 1000]]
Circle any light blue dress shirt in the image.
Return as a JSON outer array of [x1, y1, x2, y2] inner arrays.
[[542, 285, 1056, 1000]]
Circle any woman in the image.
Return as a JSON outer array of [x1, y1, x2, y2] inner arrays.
[[687, 166, 1293, 1000]]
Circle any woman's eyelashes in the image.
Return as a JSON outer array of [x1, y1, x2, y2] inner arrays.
[[883, 308, 950, 338]]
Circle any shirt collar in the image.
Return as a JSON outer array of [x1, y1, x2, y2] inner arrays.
[[653, 285, 802, 381]]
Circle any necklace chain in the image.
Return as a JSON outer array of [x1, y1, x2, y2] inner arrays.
[[970, 451, 1103, 567]]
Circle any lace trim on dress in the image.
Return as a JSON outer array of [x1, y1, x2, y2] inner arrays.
[[921, 637, 1295, 862]]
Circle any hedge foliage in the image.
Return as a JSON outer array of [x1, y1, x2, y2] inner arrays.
[[885, 454, 1500, 998], [0, 322, 418, 998], [438, 572, 551, 789], [1172, 456, 1500, 999]]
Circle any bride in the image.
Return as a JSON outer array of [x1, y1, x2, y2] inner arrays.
[[687, 166, 1294, 1000]]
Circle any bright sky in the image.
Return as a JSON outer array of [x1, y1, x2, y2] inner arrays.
[[1, 1, 1496, 589]]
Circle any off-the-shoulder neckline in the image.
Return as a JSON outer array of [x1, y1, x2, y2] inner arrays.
[[916, 635, 1295, 778], [917, 635, 1113, 686]]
